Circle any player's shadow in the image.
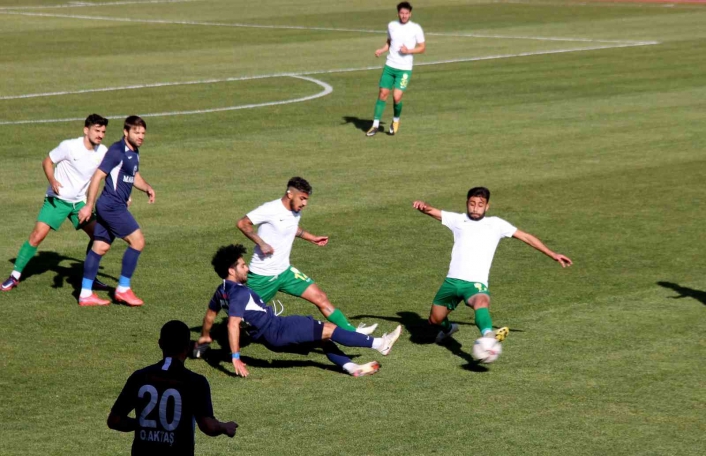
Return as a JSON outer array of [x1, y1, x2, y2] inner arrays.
[[341, 116, 384, 133], [657, 281, 706, 306], [8, 252, 115, 297]]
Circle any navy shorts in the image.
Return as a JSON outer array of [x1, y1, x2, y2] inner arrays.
[[94, 206, 140, 244], [260, 315, 324, 348]]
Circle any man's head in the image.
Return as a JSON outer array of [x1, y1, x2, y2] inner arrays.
[[123, 115, 147, 150], [397, 2, 412, 23], [212, 244, 249, 284], [158, 320, 191, 359], [83, 114, 108, 147], [466, 186, 491, 221], [284, 176, 312, 213]]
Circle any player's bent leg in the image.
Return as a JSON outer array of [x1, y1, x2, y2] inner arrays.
[[114, 229, 144, 306], [429, 304, 457, 343], [80, 220, 108, 290], [300, 284, 375, 333], [3, 222, 53, 290], [78, 239, 111, 304], [28, 222, 52, 247], [467, 294, 499, 338]]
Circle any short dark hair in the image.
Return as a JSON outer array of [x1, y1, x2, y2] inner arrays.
[[397, 2, 412, 12], [85, 114, 108, 128], [159, 320, 191, 356], [467, 186, 491, 202], [124, 115, 146, 132], [287, 176, 312, 195], [212, 244, 247, 279]]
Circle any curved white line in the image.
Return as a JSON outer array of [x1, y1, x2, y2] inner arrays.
[[0, 75, 332, 126]]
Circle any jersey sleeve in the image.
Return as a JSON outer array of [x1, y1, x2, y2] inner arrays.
[[98, 147, 123, 175], [246, 202, 274, 226], [208, 290, 221, 313], [192, 375, 215, 420], [494, 217, 517, 238], [440, 211, 460, 230], [415, 24, 426, 43], [226, 287, 249, 318], [110, 372, 139, 416], [48, 140, 71, 164]]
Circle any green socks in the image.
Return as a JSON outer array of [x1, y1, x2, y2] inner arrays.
[[14, 241, 38, 275], [393, 101, 403, 118], [327, 308, 356, 332], [474, 307, 493, 335], [373, 99, 387, 121], [439, 317, 452, 332]]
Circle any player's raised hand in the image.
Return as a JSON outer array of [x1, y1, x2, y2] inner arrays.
[[50, 179, 63, 195], [412, 200, 428, 211], [259, 243, 275, 256], [223, 421, 238, 438], [554, 254, 573, 268], [146, 187, 155, 204], [310, 235, 329, 246], [232, 359, 249, 377], [78, 205, 93, 224]]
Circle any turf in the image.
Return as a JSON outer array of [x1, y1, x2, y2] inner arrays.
[[0, 1, 705, 455]]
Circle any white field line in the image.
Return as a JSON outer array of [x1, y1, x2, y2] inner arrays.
[[0, 75, 332, 126], [0, 0, 198, 10], [0, 10, 657, 45]]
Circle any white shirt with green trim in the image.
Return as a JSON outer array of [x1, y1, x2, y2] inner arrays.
[[385, 20, 425, 71], [441, 211, 517, 286], [246, 199, 301, 276], [46, 137, 107, 204]]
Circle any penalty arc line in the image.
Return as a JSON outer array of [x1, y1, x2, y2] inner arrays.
[[0, 75, 332, 126]]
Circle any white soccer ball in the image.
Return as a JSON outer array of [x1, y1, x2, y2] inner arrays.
[[472, 337, 502, 364]]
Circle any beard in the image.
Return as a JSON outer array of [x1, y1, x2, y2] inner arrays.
[[467, 211, 486, 221]]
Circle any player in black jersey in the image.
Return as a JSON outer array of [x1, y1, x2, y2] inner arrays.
[[108, 320, 237, 455]]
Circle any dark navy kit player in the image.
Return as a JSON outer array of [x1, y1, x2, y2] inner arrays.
[[77, 116, 156, 307], [108, 320, 237, 456], [196, 244, 403, 377]]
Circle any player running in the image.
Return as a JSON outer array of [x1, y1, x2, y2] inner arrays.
[[367, 2, 425, 137], [196, 244, 402, 378], [236, 177, 377, 335], [77, 116, 155, 307], [108, 320, 238, 455], [2, 114, 111, 292], [413, 187, 573, 344]]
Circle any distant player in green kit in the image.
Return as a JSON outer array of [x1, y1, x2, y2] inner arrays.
[[367, 2, 425, 137]]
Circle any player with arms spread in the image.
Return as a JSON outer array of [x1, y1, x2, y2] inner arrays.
[[108, 320, 237, 456], [413, 187, 573, 345], [77, 116, 155, 307], [237, 176, 377, 335], [2, 114, 110, 292], [196, 244, 402, 378], [367, 2, 425, 137]]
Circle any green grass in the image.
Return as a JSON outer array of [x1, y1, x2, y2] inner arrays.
[[1, 1, 705, 455]]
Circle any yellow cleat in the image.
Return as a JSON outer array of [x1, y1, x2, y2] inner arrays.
[[389, 120, 400, 135], [495, 327, 509, 342], [366, 125, 378, 137]]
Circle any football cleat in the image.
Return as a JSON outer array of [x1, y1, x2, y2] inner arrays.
[[378, 325, 402, 356], [350, 361, 380, 377], [435, 323, 459, 344], [93, 278, 110, 291], [389, 120, 399, 135], [494, 327, 509, 342], [115, 289, 144, 307], [356, 323, 378, 336], [366, 125, 378, 137], [78, 293, 110, 307], [1, 276, 19, 291]]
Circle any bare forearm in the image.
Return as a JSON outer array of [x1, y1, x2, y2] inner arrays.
[[85, 173, 104, 207], [201, 311, 216, 339], [133, 174, 151, 193], [296, 227, 314, 241], [237, 218, 266, 246], [198, 417, 229, 436], [522, 233, 556, 258], [228, 319, 241, 354], [42, 157, 56, 185]]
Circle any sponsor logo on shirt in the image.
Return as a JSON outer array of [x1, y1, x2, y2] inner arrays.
[[123, 175, 134, 183]]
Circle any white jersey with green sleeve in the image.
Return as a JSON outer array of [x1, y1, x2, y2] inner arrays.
[[441, 211, 517, 286], [46, 137, 107, 204], [385, 20, 425, 71], [246, 199, 301, 276]]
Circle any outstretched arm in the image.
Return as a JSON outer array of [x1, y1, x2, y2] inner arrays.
[[296, 226, 328, 246], [412, 200, 442, 221], [228, 316, 249, 377], [512, 229, 573, 268], [133, 172, 155, 204], [78, 169, 107, 223], [236, 216, 274, 255]]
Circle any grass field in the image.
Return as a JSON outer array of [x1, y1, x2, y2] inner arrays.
[[1, 0, 705, 455]]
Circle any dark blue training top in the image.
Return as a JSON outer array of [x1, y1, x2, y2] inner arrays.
[[97, 138, 139, 211], [208, 280, 275, 340]]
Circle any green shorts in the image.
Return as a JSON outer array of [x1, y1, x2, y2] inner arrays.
[[247, 266, 315, 303], [379, 65, 413, 91], [432, 278, 490, 310], [37, 197, 91, 231]]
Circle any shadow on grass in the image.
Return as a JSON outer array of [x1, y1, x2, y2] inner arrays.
[[341, 116, 383, 133], [657, 281, 706, 306], [8, 251, 116, 298]]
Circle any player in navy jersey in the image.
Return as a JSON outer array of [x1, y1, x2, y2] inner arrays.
[[196, 244, 403, 377], [108, 320, 237, 456], [77, 116, 155, 306]]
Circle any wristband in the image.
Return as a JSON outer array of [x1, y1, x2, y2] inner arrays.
[[232, 352, 240, 360]]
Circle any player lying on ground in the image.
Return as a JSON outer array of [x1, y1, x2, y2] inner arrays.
[[197, 244, 402, 377], [237, 176, 377, 335], [2, 114, 111, 292], [108, 320, 237, 456], [413, 186, 572, 344]]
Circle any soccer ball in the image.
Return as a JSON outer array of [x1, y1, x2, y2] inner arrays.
[[472, 337, 502, 364]]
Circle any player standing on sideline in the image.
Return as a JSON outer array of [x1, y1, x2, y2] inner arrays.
[[2, 114, 111, 292], [77, 116, 155, 307], [196, 245, 402, 377], [413, 187, 573, 344], [236, 177, 378, 335], [108, 320, 237, 455], [367, 2, 425, 137]]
